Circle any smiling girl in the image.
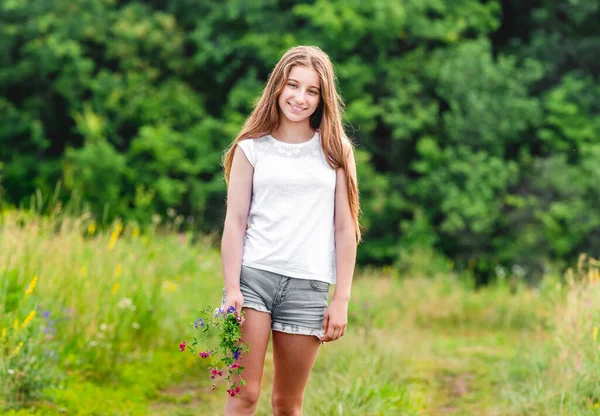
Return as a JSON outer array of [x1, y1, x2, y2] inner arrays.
[[221, 45, 360, 416]]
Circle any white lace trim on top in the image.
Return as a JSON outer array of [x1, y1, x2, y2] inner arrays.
[[254, 132, 321, 158]]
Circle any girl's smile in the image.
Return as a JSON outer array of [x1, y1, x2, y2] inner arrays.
[[288, 102, 307, 113]]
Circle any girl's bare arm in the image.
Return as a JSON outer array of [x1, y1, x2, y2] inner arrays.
[[333, 144, 358, 303], [321, 143, 358, 343], [221, 146, 253, 312]]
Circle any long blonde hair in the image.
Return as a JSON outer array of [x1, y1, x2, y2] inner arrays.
[[222, 45, 361, 242]]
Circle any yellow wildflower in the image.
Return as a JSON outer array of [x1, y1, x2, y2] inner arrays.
[[12, 341, 24, 357], [111, 282, 120, 295], [87, 221, 96, 235], [21, 310, 36, 329], [81, 266, 88, 277], [162, 281, 179, 293], [108, 233, 118, 250], [114, 264, 123, 278], [13, 319, 19, 330], [132, 226, 140, 238], [25, 275, 38, 296], [1, 328, 6, 338], [594, 326, 598, 343], [107, 223, 124, 250]]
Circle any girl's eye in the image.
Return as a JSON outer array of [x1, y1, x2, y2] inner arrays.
[[309, 90, 318, 95], [288, 83, 297, 88]]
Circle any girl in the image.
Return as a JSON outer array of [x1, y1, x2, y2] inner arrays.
[[220, 45, 360, 416]]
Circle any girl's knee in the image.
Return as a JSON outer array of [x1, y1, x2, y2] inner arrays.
[[225, 386, 260, 414], [240, 386, 261, 406], [271, 393, 303, 416]]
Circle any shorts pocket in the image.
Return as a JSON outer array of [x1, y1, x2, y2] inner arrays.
[[309, 280, 330, 292]]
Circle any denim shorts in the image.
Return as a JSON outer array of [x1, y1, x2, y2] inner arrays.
[[223, 265, 330, 339]]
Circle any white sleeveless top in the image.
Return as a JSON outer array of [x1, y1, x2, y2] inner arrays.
[[237, 131, 337, 284]]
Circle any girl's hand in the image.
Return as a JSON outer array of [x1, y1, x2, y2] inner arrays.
[[320, 298, 348, 343], [225, 289, 245, 324]]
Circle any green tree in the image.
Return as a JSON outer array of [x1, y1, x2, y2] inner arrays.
[[1, 0, 598, 279]]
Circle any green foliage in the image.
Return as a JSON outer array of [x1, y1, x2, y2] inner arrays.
[[538, 74, 600, 154], [0, 0, 599, 279], [64, 138, 128, 218]]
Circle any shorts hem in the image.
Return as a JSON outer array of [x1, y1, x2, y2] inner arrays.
[[242, 303, 271, 314], [272, 322, 324, 340]]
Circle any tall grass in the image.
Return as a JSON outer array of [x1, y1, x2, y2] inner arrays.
[[1, 207, 598, 415], [503, 254, 600, 415], [0, 208, 223, 410]]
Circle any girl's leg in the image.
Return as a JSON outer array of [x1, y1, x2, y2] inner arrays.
[[271, 332, 321, 416], [224, 308, 272, 416]]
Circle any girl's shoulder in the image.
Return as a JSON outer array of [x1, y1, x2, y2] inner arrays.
[[339, 134, 356, 156], [236, 135, 272, 165], [238, 135, 270, 149]]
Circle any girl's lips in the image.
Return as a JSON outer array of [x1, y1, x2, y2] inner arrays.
[[288, 102, 306, 113]]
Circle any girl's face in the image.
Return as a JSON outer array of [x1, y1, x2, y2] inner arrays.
[[278, 65, 321, 125]]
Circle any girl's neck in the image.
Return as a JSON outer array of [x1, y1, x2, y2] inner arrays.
[[271, 120, 315, 144]]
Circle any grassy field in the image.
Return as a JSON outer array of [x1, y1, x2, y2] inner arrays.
[[1, 209, 599, 415]]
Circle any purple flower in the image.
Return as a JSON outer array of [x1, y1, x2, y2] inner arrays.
[[214, 307, 224, 317], [43, 325, 57, 335], [227, 306, 236, 315], [41, 310, 57, 335], [233, 349, 242, 360], [194, 318, 205, 329]]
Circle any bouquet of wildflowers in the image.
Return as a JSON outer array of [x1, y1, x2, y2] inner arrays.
[[180, 306, 250, 397]]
